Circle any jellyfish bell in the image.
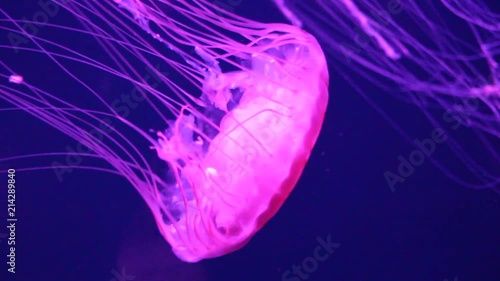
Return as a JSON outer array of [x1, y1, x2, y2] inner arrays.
[[149, 26, 329, 263], [111, 1, 330, 262], [114, 2, 329, 262], [0, 0, 329, 262]]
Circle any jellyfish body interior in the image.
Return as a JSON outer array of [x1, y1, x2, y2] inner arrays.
[[149, 29, 329, 262]]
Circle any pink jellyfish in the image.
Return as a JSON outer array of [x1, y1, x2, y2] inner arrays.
[[274, 0, 500, 192], [0, 0, 329, 261]]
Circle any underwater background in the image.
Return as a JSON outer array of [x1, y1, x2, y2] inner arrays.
[[0, 1, 499, 281]]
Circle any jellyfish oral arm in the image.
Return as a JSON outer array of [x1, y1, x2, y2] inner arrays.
[[203, 71, 252, 112]]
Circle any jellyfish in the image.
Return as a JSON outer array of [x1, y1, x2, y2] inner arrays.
[[274, 0, 500, 192], [0, 0, 329, 262]]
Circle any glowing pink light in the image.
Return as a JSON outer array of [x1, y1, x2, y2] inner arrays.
[[0, 0, 329, 261]]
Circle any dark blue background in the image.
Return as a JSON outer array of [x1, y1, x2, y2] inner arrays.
[[1, 1, 499, 281]]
